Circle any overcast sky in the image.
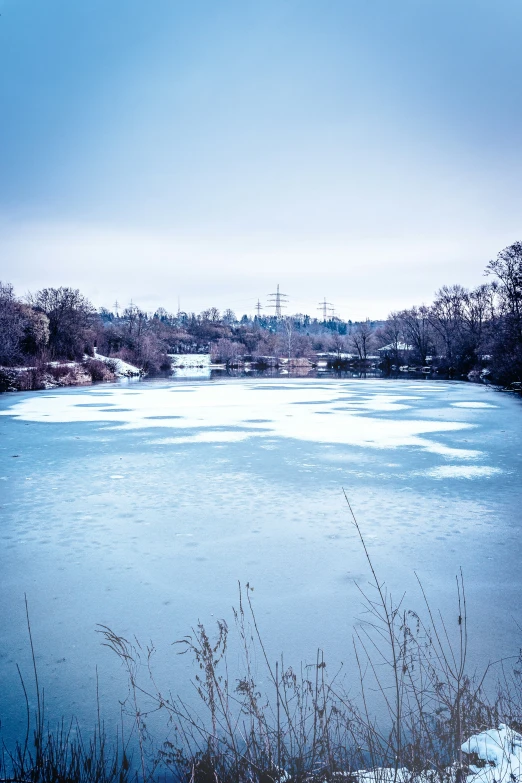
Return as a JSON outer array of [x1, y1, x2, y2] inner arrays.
[[1, 0, 521, 320]]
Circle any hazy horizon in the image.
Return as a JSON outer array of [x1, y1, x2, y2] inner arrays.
[[1, 0, 521, 320]]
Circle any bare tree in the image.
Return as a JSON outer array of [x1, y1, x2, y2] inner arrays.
[[375, 312, 404, 362], [429, 285, 466, 367], [397, 306, 433, 365], [28, 287, 95, 360], [211, 338, 244, 366], [485, 241, 522, 381], [0, 282, 25, 365], [200, 307, 221, 323], [222, 309, 236, 325], [486, 241, 522, 340], [329, 331, 349, 358], [292, 333, 313, 358], [282, 316, 294, 360], [19, 305, 50, 357], [460, 284, 494, 360], [122, 303, 147, 339], [349, 320, 375, 361]]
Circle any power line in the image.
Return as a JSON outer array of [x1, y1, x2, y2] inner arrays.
[[267, 284, 289, 318]]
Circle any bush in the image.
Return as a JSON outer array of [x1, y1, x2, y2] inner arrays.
[[44, 363, 91, 386], [83, 358, 115, 382], [0, 367, 50, 391], [0, 367, 18, 391]]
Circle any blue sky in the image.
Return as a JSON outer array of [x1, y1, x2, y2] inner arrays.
[[1, 0, 521, 318]]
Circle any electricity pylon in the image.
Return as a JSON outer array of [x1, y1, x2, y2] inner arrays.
[[317, 297, 334, 320], [255, 299, 264, 318], [267, 284, 289, 318]]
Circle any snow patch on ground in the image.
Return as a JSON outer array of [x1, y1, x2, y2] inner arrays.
[[170, 354, 211, 367], [462, 724, 522, 783], [93, 351, 141, 377], [351, 725, 522, 783]]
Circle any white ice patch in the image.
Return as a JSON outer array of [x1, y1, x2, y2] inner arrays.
[[451, 402, 497, 409], [0, 380, 479, 456], [422, 465, 502, 479], [423, 443, 482, 460]]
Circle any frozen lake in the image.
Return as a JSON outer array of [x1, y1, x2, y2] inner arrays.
[[1, 377, 521, 744]]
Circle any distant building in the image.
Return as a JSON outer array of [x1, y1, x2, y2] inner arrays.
[[377, 342, 414, 353]]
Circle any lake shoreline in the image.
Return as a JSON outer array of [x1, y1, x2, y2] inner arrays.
[[0, 353, 142, 393], [0, 359, 505, 395]]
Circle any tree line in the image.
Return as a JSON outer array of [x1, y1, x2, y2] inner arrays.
[[1, 241, 521, 387], [375, 241, 522, 384]]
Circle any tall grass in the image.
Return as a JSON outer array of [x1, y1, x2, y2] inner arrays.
[[94, 499, 522, 782], [0, 597, 132, 783], [2, 501, 521, 782]]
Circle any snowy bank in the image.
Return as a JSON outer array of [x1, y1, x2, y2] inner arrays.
[[92, 351, 141, 377], [169, 353, 211, 368], [462, 724, 522, 783], [352, 726, 522, 783]]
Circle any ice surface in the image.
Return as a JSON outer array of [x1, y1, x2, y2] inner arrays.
[[1, 381, 478, 457], [451, 402, 498, 409], [0, 377, 520, 750], [421, 465, 503, 479]]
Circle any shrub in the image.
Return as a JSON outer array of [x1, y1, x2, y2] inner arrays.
[[83, 358, 115, 382], [0, 367, 18, 392]]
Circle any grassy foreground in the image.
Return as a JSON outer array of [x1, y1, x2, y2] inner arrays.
[[2, 507, 521, 783]]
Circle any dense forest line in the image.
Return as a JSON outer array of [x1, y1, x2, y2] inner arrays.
[[1, 241, 521, 391]]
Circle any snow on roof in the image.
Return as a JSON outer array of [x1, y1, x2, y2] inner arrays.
[[377, 342, 414, 352]]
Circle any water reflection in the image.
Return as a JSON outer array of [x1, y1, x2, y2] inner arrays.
[[170, 352, 386, 380]]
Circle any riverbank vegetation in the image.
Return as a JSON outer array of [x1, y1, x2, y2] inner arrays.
[[2, 511, 521, 783], [1, 241, 522, 391]]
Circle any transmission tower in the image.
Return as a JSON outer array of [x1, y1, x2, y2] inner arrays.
[[267, 284, 289, 318], [317, 297, 334, 320], [255, 299, 264, 318], [113, 300, 120, 317]]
